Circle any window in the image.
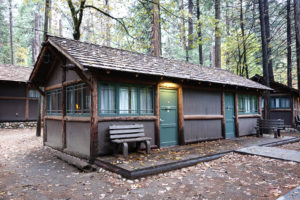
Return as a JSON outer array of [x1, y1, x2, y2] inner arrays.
[[238, 94, 258, 114], [99, 83, 154, 116], [29, 89, 40, 98], [46, 89, 62, 115], [66, 83, 91, 115], [270, 96, 290, 109]]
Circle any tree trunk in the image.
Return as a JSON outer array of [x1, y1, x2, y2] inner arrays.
[[150, 0, 162, 56], [43, 0, 50, 40], [180, 0, 186, 51], [225, 1, 230, 67], [240, 0, 248, 78], [259, 0, 270, 119], [215, 0, 221, 68], [287, 0, 292, 87], [295, 0, 300, 92], [105, 0, 111, 46], [196, 0, 203, 65], [33, 13, 40, 62], [9, 0, 14, 65], [188, 0, 194, 50], [59, 18, 62, 37], [263, 0, 274, 81]]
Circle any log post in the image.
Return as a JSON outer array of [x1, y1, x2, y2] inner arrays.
[[42, 90, 47, 144], [178, 86, 185, 145], [90, 76, 98, 162], [234, 93, 240, 137], [221, 91, 225, 138], [25, 86, 29, 121], [62, 67, 66, 148], [258, 95, 262, 119], [155, 84, 160, 148]]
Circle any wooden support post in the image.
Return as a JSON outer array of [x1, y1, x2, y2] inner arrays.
[[221, 91, 225, 138], [178, 86, 185, 145], [258, 95, 262, 119], [42, 91, 47, 144], [90, 76, 98, 162], [234, 93, 240, 137], [155, 84, 160, 148], [62, 67, 66, 149], [291, 96, 294, 125], [25, 86, 29, 120]]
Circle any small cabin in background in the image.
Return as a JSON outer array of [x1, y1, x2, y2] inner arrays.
[[251, 74, 300, 127], [0, 64, 39, 122], [30, 36, 271, 160]]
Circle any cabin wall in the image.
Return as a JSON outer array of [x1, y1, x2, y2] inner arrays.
[[97, 121, 156, 155], [182, 88, 222, 143], [238, 118, 257, 136], [0, 99, 26, 121], [65, 122, 90, 157], [28, 100, 38, 120], [0, 81, 26, 97], [45, 120, 63, 148], [46, 61, 63, 86], [270, 111, 292, 126]]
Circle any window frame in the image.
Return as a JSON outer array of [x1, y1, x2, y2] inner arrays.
[[238, 94, 258, 115], [46, 88, 62, 116], [98, 82, 155, 117], [270, 96, 291, 109], [66, 83, 91, 116]]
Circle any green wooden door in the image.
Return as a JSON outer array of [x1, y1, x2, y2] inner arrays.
[[225, 93, 236, 139], [160, 89, 178, 147]]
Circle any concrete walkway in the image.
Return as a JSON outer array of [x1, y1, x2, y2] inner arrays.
[[236, 146, 300, 163], [277, 186, 300, 200]]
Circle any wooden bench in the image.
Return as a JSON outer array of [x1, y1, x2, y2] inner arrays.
[[109, 124, 151, 157], [256, 119, 285, 138], [295, 115, 300, 127]]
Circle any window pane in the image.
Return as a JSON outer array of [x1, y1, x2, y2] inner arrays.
[[29, 89, 39, 98], [66, 88, 73, 114], [140, 87, 153, 114], [83, 86, 91, 113], [57, 89, 62, 114], [119, 86, 137, 114], [275, 98, 280, 108], [51, 92, 57, 113], [100, 84, 116, 114], [74, 85, 82, 113], [46, 93, 51, 113]]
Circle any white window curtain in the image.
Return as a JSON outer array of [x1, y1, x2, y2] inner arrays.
[[119, 86, 137, 114], [100, 85, 115, 114], [275, 98, 280, 108], [140, 88, 153, 114]]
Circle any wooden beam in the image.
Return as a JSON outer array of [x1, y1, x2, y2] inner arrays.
[[25, 86, 29, 120], [184, 115, 224, 120], [270, 109, 292, 112], [258, 95, 262, 119], [98, 116, 157, 122], [178, 86, 184, 145], [238, 114, 261, 118], [155, 84, 160, 148], [291, 96, 294, 124], [221, 91, 225, 138], [65, 116, 91, 122], [90, 76, 98, 162], [42, 93, 47, 144], [0, 96, 38, 100], [44, 79, 82, 91], [44, 116, 63, 120], [73, 68, 92, 90], [62, 67, 66, 149], [234, 93, 239, 137]]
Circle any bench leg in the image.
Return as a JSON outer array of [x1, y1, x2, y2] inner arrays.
[[145, 141, 150, 154], [274, 129, 278, 138], [136, 142, 141, 152], [113, 143, 118, 155], [277, 129, 281, 137], [256, 129, 260, 137], [123, 142, 128, 157]]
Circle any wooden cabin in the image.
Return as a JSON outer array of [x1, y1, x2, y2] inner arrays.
[[0, 64, 39, 122], [29, 36, 271, 160], [251, 74, 300, 127]]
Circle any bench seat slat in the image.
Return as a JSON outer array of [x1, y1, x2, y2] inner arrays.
[[110, 128, 145, 134], [110, 133, 145, 139], [112, 137, 152, 143], [109, 124, 144, 130]]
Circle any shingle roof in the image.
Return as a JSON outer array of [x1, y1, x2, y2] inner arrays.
[[0, 64, 33, 82], [47, 36, 271, 90]]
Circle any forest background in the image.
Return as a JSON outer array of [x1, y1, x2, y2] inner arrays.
[[0, 0, 299, 89]]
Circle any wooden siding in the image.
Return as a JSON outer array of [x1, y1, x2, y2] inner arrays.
[[45, 120, 63, 149], [270, 111, 292, 126], [183, 89, 221, 115], [184, 120, 222, 143], [66, 122, 90, 156], [239, 118, 257, 136], [0, 99, 26, 121], [46, 61, 63, 86]]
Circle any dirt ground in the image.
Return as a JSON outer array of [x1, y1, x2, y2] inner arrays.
[[0, 128, 300, 200]]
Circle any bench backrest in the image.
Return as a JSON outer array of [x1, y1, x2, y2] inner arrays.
[[109, 124, 145, 140], [295, 115, 300, 122], [257, 119, 284, 128]]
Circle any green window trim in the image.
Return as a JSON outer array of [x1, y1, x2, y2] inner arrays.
[[98, 82, 155, 116], [46, 88, 62, 116], [66, 83, 91, 116], [238, 94, 258, 115]]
